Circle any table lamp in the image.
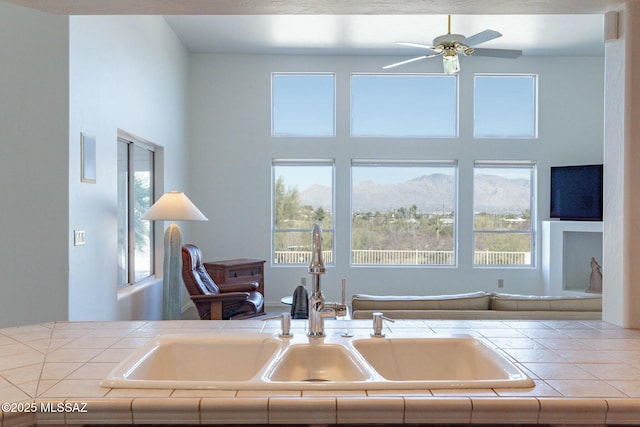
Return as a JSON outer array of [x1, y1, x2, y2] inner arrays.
[[142, 190, 208, 319]]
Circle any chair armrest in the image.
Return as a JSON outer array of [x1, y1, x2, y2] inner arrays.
[[218, 281, 259, 293], [191, 292, 250, 303]]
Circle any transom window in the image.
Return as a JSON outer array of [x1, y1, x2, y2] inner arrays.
[[474, 74, 538, 138], [271, 73, 335, 137], [272, 160, 335, 265], [351, 74, 458, 138], [351, 160, 457, 266], [473, 161, 536, 267]]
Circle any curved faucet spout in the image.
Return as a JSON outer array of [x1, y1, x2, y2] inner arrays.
[[309, 223, 326, 275], [308, 223, 328, 337], [306, 223, 348, 337]]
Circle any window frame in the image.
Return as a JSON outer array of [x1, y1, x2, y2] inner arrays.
[[271, 159, 336, 267], [117, 133, 157, 288], [350, 159, 458, 267], [472, 160, 537, 268]]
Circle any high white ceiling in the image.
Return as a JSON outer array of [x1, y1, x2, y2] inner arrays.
[[7, 0, 615, 57], [164, 14, 606, 56]]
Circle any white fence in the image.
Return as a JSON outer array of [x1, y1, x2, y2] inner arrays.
[[473, 251, 531, 265], [274, 250, 334, 264], [351, 250, 454, 265], [274, 250, 531, 265]]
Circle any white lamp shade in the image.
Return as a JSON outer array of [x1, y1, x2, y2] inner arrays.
[[141, 190, 208, 221]]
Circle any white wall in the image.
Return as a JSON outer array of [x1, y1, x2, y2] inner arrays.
[[0, 6, 607, 326], [186, 54, 604, 306], [68, 15, 190, 320], [0, 1, 69, 327]]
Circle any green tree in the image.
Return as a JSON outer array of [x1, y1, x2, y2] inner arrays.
[[409, 204, 418, 219], [313, 206, 326, 223], [134, 174, 151, 251], [274, 176, 300, 227]]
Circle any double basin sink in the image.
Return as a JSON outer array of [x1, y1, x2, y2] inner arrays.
[[101, 333, 533, 390]]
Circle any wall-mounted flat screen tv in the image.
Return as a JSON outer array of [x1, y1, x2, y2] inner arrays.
[[550, 164, 603, 221]]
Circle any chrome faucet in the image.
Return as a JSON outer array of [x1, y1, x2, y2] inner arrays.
[[307, 223, 348, 337], [308, 223, 329, 337]]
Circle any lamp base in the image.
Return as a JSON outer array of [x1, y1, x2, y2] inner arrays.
[[163, 223, 183, 320]]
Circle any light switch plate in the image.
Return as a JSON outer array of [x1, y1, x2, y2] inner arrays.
[[74, 230, 86, 246]]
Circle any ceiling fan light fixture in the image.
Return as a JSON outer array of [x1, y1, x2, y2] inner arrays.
[[383, 15, 522, 73], [443, 54, 460, 74]]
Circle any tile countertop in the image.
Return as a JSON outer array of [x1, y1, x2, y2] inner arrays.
[[1, 319, 640, 426]]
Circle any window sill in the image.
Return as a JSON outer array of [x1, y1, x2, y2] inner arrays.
[[117, 276, 162, 301]]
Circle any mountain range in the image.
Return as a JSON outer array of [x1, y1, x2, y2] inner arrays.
[[299, 173, 530, 214]]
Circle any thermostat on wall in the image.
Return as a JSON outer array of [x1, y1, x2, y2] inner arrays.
[[74, 230, 86, 246]]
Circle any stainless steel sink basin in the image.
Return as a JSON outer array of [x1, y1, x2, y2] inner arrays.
[[102, 333, 533, 390]]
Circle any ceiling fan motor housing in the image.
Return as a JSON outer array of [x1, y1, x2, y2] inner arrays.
[[433, 33, 466, 45]]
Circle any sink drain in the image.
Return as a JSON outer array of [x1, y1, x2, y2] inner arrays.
[[303, 378, 330, 382]]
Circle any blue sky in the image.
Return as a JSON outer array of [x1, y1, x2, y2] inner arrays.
[[351, 74, 457, 137], [272, 74, 335, 136], [352, 165, 454, 186], [276, 164, 529, 194], [474, 75, 536, 138], [272, 73, 536, 191], [273, 164, 333, 193], [272, 73, 535, 139], [274, 163, 455, 193]]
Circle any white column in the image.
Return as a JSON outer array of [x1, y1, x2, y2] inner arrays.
[[603, 1, 640, 327]]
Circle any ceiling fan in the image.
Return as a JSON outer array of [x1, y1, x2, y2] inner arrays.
[[383, 15, 523, 74]]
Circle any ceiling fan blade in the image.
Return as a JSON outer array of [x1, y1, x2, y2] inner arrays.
[[471, 47, 523, 59], [396, 42, 438, 52], [383, 55, 434, 69], [462, 29, 502, 47]]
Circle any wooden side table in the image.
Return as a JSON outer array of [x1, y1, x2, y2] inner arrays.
[[204, 259, 265, 313]]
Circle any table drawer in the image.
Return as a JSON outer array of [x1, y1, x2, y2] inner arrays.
[[204, 259, 265, 313], [226, 266, 262, 280]]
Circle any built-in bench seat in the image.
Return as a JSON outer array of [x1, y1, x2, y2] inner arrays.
[[351, 291, 602, 320]]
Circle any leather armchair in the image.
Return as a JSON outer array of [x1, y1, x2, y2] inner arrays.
[[182, 244, 265, 319]]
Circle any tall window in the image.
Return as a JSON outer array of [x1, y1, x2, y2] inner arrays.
[[474, 74, 537, 138], [351, 74, 458, 138], [117, 136, 155, 287], [473, 161, 536, 266], [271, 73, 335, 137], [351, 160, 457, 266], [272, 160, 335, 265]]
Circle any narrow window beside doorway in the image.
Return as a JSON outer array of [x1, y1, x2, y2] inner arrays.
[[117, 136, 156, 287]]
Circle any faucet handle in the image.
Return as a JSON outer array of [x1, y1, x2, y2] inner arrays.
[[263, 312, 293, 337], [371, 311, 395, 337], [319, 278, 349, 318]]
